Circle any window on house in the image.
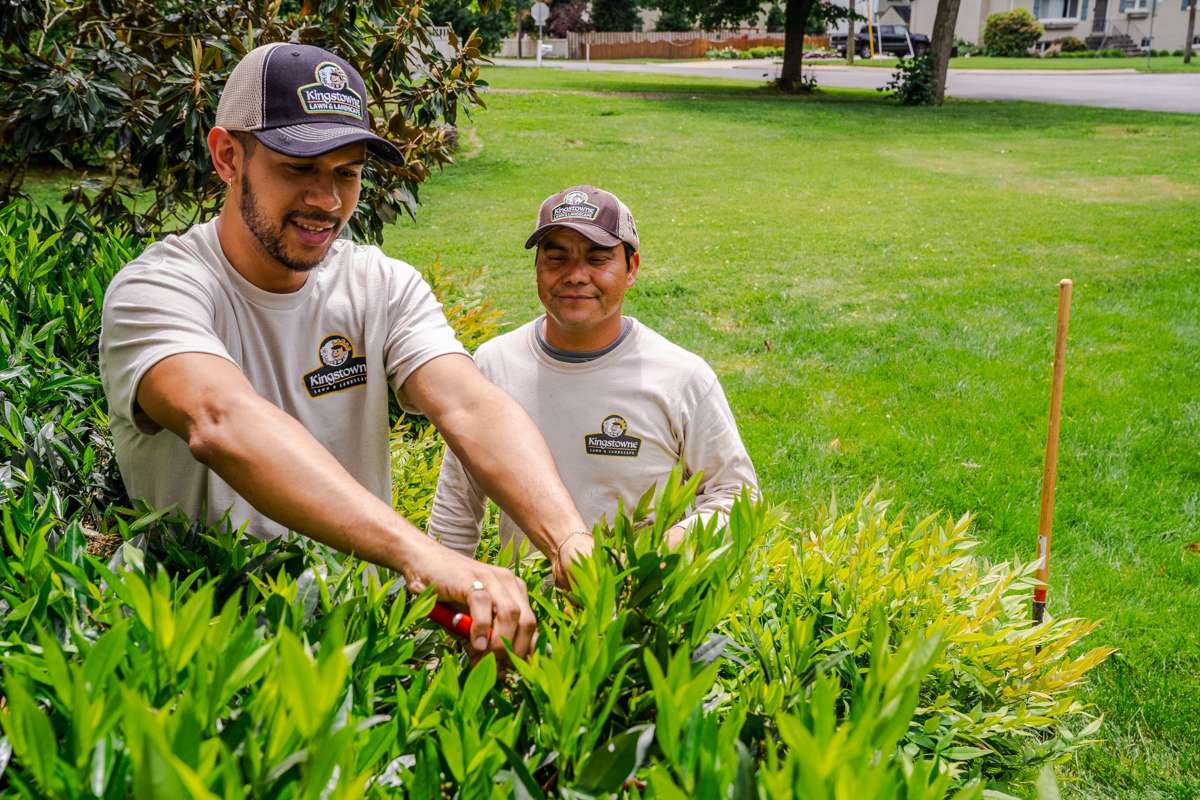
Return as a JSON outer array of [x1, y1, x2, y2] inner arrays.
[[1039, 0, 1080, 17]]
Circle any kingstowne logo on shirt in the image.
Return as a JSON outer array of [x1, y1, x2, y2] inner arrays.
[[303, 334, 367, 397], [585, 414, 642, 457]]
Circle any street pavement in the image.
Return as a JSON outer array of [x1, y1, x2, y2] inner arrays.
[[492, 57, 1200, 114]]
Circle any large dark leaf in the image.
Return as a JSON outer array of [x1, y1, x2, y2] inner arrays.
[[573, 723, 656, 794]]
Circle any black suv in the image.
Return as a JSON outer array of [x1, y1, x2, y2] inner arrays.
[[831, 25, 931, 58]]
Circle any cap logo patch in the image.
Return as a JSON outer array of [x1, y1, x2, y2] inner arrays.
[[303, 334, 367, 397], [552, 190, 599, 222], [297, 61, 363, 120], [585, 414, 642, 457]]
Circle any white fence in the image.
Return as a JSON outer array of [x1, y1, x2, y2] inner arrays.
[[430, 26, 454, 59], [565, 29, 790, 59]]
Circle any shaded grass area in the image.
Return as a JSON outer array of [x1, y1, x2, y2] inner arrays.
[[388, 68, 1200, 798], [22, 66, 1199, 797]]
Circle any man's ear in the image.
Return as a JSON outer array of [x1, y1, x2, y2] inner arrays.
[[208, 127, 240, 185], [626, 250, 640, 287]]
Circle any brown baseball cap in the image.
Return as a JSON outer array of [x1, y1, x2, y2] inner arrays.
[[524, 185, 639, 251]]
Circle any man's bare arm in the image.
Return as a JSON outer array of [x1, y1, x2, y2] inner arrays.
[[136, 352, 536, 657], [403, 354, 593, 585]]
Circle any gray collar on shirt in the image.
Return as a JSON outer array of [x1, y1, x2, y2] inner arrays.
[[536, 317, 633, 363]]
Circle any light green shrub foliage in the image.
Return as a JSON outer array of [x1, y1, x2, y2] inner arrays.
[[704, 46, 784, 60], [389, 256, 500, 528], [983, 9, 1044, 57], [0, 203, 1113, 796]]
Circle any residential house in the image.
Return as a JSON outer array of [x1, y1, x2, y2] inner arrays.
[[909, 0, 1198, 51]]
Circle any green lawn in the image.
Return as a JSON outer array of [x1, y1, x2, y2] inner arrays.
[[387, 68, 1200, 798], [22, 67, 1200, 797]]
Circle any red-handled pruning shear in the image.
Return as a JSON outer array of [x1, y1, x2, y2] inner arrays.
[[429, 601, 473, 639]]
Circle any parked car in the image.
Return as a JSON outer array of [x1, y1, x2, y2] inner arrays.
[[831, 25, 931, 58]]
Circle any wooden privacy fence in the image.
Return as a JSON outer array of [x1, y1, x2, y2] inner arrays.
[[565, 30, 830, 59]]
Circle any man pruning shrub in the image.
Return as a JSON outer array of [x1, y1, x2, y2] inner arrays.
[[98, 44, 592, 660], [428, 185, 759, 557]]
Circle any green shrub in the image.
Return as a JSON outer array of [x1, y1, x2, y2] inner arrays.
[[705, 46, 739, 59], [883, 54, 938, 105], [0, 465, 1113, 797], [0, 202, 1114, 796], [1057, 35, 1087, 52], [425, 0, 518, 56], [747, 45, 785, 58], [766, 3, 786, 32], [0, 204, 137, 520], [955, 37, 985, 56], [1057, 49, 1128, 58], [982, 8, 1044, 56]]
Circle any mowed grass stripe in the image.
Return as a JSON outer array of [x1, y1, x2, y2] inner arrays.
[[383, 68, 1200, 797]]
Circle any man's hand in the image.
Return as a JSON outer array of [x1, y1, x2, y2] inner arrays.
[[666, 524, 688, 551], [550, 530, 594, 588], [401, 533, 536, 658]]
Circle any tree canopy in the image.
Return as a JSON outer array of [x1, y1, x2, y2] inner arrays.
[[640, 0, 854, 90]]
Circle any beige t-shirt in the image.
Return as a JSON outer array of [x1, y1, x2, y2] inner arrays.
[[99, 219, 466, 539], [427, 317, 759, 556]]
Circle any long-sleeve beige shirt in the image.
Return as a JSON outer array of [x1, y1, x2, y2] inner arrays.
[[427, 316, 759, 557]]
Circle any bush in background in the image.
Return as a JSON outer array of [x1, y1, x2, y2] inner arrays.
[[547, 1, 596, 36], [1057, 35, 1088, 52], [766, 3, 787, 32], [955, 37, 985, 56], [705, 46, 785, 59], [654, 3, 698, 31], [883, 54, 938, 105], [425, 0, 520, 56], [1059, 48, 1126, 58], [0, 0, 492, 244], [983, 8, 1044, 56], [591, 0, 642, 31]]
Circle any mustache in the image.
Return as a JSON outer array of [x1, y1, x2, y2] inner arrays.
[[286, 212, 341, 228]]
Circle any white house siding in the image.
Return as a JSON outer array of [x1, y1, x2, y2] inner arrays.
[[910, 0, 1196, 49]]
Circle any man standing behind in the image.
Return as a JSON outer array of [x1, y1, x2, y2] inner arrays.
[[428, 186, 758, 557], [99, 44, 592, 660]]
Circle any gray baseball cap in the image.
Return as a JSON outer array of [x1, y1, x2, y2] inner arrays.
[[525, 185, 640, 251], [215, 43, 402, 164]]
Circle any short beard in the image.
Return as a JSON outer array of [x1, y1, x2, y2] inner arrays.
[[239, 171, 338, 273]]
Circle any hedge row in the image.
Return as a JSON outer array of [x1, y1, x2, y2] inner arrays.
[[0, 202, 1113, 797]]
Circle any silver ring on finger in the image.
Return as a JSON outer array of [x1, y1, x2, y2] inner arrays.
[[470, 580, 486, 592]]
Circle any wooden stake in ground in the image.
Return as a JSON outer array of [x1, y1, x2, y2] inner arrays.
[[1033, 279, 1073, 625]]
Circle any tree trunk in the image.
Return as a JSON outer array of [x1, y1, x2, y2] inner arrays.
[[779, 0, 816, 90], [929, 0, 963, 105], [1186, 0, 1197, 64], [846, 7, 856, 64]]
